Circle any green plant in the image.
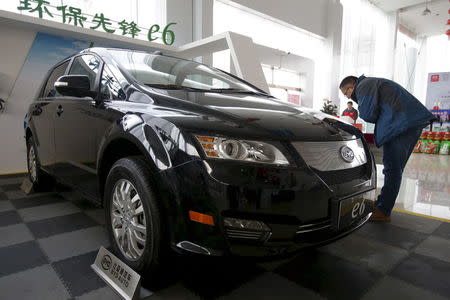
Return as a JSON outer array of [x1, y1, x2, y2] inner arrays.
[[321, 98, 338, 115]]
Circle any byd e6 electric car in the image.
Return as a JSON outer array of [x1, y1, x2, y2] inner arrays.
[[24, 48, 376, 275]]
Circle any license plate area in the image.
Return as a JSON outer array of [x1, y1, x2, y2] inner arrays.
[[332, 195, 374, 230]]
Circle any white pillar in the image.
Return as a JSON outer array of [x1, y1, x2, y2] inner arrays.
[[166, 0, 194, 46], [193, 0, 213, 65], [324, 0, 343, 109]]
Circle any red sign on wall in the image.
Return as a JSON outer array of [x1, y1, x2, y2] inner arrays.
[[288, 94, 300, 105], [431, 75, 440, 82]]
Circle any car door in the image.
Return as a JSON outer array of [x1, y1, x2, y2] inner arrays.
[[31, 61, 70, 175], [53, 54, 102, 199]]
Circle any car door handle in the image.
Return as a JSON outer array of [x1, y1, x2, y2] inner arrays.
[[56, 105, 64, 116]]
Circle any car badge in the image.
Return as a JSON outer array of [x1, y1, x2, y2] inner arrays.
[[340, 146, 355, 163]]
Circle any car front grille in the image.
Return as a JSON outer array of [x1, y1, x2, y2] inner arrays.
[[291, 139, 371, 185], [313, 164, 369, 185], [292, 139, 367, 171]]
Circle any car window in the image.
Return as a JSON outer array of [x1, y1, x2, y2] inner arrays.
[[42, 61, 70, 98], [68, 55, 101, 90], [100, 65, 126, 100]]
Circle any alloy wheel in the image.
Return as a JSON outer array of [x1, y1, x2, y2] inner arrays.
[[111, 179, 147, 261]]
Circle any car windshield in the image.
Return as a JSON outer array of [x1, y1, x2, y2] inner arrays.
[[108, 49, 264, 94]]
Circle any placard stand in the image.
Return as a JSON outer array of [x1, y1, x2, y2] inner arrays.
[[91, 247, 153, 300], [20, 177, 34, 194]]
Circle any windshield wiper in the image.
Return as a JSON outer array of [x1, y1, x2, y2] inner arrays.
[[145, 84, 271, 97], [208, 88, 271, 97], [144, 84, 207, 92]]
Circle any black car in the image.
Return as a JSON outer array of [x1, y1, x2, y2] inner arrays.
[[24, 47, 376, 275]]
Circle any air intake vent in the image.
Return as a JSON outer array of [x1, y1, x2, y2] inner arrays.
[[297, 219, 331, 234], [226, 229, 266, 240], [313, 165, 369, 185]]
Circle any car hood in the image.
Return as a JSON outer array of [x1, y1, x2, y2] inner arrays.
[[138, 89, 358, 142]]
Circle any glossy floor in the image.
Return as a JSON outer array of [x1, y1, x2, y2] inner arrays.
[[376, 153, 450, 221]]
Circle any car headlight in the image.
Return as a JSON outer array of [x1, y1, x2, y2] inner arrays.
[[195, 135, 290, 165]]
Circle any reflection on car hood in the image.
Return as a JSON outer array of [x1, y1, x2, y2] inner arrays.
[[141, 89, 357, 142]]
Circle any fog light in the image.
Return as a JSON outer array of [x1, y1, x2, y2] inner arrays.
[[223, 217, 270, 231]]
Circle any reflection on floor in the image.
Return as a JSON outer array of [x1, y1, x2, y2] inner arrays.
[[376, 153, 450, 220], [0, 174, 450, 299]]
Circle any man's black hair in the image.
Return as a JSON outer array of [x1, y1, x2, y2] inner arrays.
[[347, 101, 353, 105], [339, 76, 358, 89]]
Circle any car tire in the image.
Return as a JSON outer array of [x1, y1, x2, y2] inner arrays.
[[104, 156, 165, 277], [26, 136, 52, 191]]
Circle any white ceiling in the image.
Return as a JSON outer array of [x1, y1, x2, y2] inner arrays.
[[399, 0, 449, 36], [371, 0, 449, 36], [371, 0, 425, 12]]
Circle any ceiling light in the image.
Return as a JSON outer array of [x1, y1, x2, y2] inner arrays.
[[422, 0, 431, 15]]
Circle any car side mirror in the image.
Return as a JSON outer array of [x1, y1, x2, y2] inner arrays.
[[54, 75, 96, 98]]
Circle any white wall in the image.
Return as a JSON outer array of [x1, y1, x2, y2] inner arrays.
[[229, 0, 329, 37], [0, 26, 37, 173]]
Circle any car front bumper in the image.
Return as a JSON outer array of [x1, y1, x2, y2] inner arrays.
[[162, 156, 376, 257], [225, 209, 373, 257]]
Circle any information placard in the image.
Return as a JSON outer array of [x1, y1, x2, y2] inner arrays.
[[91, 247, 149, 300]]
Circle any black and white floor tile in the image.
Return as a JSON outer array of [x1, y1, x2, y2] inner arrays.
[[0, 174, 449, 300]]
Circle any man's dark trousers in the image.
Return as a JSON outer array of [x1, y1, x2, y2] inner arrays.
[[377, 126, 422, 216]]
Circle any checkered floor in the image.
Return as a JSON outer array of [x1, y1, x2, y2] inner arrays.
[[1, 174, 450, 300]]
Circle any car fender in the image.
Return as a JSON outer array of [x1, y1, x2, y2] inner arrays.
[[96, 113, 204, 246], [97, 113, 200, 174]]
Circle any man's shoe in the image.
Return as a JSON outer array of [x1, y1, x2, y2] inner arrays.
[[369, 207, 391, 222]]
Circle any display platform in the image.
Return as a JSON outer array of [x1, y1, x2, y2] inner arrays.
[[0, 174, 449, 300]]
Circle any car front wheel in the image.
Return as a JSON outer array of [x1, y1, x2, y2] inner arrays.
[[104, 156, 165, 277]]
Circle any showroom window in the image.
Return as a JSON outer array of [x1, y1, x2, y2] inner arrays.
[[394, 31, 419, 93], [213, 0, 322, 103], [339, 0, 396, 133], [340, 0, 396, 80], [413, 34, 450, 104], [262, 65, 303, 105], [213, 0, 324, 60]]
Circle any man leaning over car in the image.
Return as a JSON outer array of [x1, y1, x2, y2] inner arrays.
[[339, 75, 434, 222]]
